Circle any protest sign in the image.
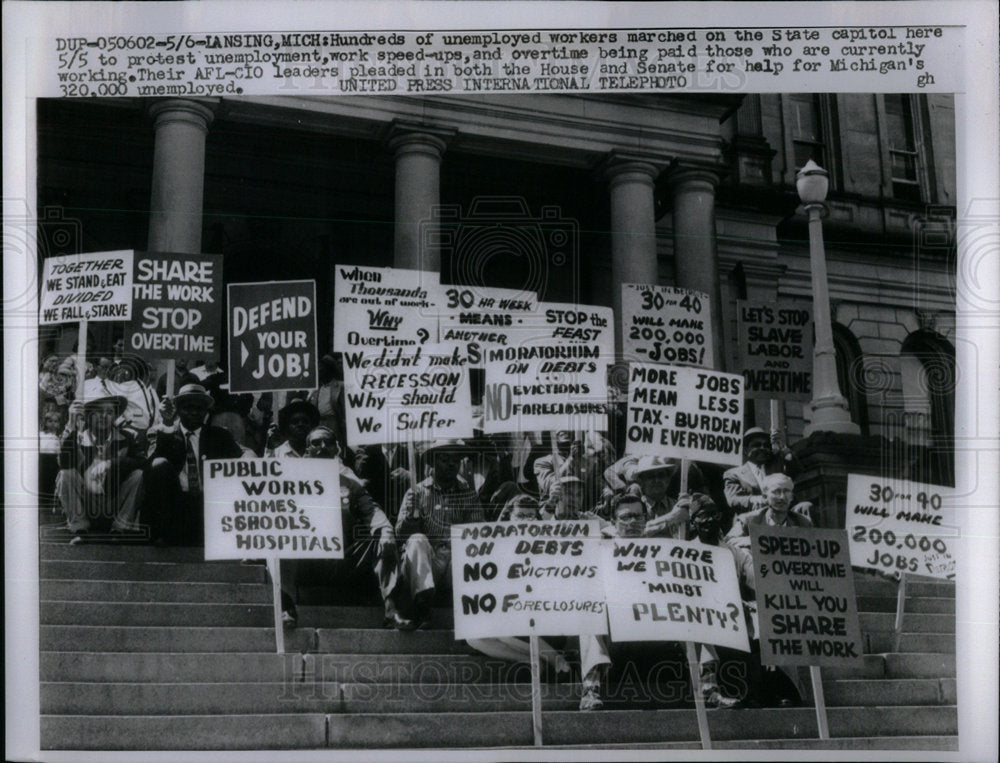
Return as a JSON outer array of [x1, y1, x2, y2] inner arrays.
[[342, 342, 473, 447], [737, 300, 814, 401], [621, 284, 712, 367], [751, 525, 863, 666], [228, 280, 318, 393], [624, 363, 743, 465], [845, 475, 956, 580], [40, 250, 134, 324], [482, 302, 614, 434], [602, 537, 749, 651], [333, 264, 443, 352], [204, 458, 344, 560], [124, 252, 223, 359], [438, 285, 539, 366], [451, 519, 607, 640]]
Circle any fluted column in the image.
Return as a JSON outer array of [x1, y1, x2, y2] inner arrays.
[[147, 99, 215, 254], [605, 156, 660, 356], [388, 126, 450, 273], [668, 164, 725, 370]]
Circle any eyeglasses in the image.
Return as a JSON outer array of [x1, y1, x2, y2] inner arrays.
[[308, 438, 334, 447]]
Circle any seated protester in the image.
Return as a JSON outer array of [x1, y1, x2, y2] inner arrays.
[[105, 355, 161, 440], [395, 439, 485, 626], [541, 475, 610, 531], [575, 492, 646, 711], [690, 491, 806, 707], [54, 391, 146, 543], [533, 430, 614, 507], [461, 416, 518, 520], [724, 474, 813, 592], [724, 427, 813, 520], [265, 399, 321, 458], [628, 455, 691, 539], [465, 494, 571, 676], [275, 427, 411, 630], [353, 441, 411, 523], [601, 454, 705, 518], [210, 411, 257, 458], [144, 383, 243, 547]]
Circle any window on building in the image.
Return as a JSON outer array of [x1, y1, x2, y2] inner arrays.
[[789, 93, 826, 170], [832, 324, 870, 436], [900, 331, 955, 486], [884, 94, 922, 202]]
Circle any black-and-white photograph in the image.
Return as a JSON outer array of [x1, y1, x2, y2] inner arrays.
[[5, 2, 998, 760]]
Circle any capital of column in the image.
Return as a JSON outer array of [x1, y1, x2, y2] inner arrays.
[[147, 99, 217, 133], [667, 162, 726, 195], [386, 122, 454, 161], [601, 151, 665, 191]]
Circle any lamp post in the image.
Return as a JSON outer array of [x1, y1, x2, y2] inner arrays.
[[797, 160, 860, 436]]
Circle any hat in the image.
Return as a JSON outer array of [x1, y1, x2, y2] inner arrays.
[[419, 439, 467, 458], [743, 427, 769, 444], [558, 474, 584, 485], [278, 398, 320, 432], [685, 493, 721, 521], [629, 455, 677, 480], [81, 387, 128, 416], [173, 383, 215, 409]]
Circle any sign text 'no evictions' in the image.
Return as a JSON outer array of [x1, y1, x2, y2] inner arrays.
[[451, 519, 607, 640], [228, 280, 318, 393]]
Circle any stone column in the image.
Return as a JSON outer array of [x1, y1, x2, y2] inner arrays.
[[668, 164, 725, 370], [147, 99, 215, 254], [604, 155, 660, 357], [388, 126, 450, 273]]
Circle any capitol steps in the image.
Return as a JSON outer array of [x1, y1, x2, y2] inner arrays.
[[39, 541, 957, 751]]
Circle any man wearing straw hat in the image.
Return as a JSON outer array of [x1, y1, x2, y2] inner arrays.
[[144, 382, 243, 547], [54, 389, 146, 544], [394, 439, 485, 626]]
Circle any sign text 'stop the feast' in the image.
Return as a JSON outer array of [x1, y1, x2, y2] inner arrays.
[[125, 252, 223, 359], [621, 283, 712, 367], [40, 250, 134, 324], [227, 280, 319, 393]]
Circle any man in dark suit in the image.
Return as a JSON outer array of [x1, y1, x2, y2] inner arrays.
[[143, 383, 243, 546], [723, 427, 813, 520]]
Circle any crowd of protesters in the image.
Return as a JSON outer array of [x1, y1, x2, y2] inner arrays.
[[40, 343, 814, 711]]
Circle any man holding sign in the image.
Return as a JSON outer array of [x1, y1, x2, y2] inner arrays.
[[395, 440, 485, 626], [144, 383, 244, 547]]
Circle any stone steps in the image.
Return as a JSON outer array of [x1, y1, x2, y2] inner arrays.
[[37, 541, 958, 751], [40, 624, 957, 657], [41, 705, 958, 750], [40, 677, 958, 715]]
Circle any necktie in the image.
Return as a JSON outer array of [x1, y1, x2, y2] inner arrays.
[[185, 431, 201, 493]]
